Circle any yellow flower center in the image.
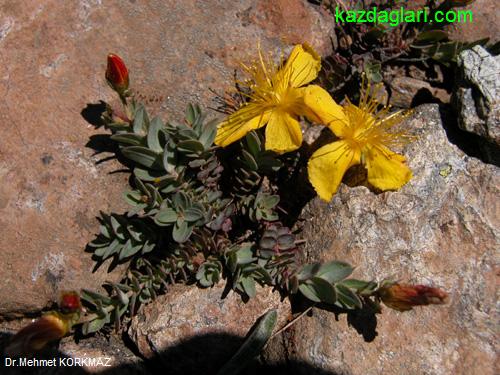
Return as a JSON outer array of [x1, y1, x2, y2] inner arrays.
[[340, 84, 412, 160], [241, 53, 302, 115]]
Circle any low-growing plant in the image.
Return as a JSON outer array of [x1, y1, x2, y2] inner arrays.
[[7, 48, 448, 361], [78, 51, 447, 335]]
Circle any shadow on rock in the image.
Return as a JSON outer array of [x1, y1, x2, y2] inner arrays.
[[1, 331, 344, 375], [81, 101, 107, 129], [438, 104, 500, 167]]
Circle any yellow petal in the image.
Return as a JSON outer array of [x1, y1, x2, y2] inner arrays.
[[308, 141, 361, 201], [364, 145, 412, 191], [301, 85, 348, 137], [282, 44, 321, 88], [215, 104, 270, 147], [265, 110, 302, 153]]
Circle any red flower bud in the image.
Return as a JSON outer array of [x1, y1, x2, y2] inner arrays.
[[106, 53, 129, 95], [59, 291, 81, 314], [379, 283, 449, 312]]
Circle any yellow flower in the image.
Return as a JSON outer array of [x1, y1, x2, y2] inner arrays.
[[215, 44, 337, 153], [306, 80, 413, 201]]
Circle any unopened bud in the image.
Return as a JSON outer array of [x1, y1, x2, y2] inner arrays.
[[106, 53, 129, 96], [379, 283, 449, 312]]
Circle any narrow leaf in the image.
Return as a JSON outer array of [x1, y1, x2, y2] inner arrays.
[[217, 310, 277, 375]]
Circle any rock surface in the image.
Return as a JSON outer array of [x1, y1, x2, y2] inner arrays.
[[128, 282, 291, 373], [454, 46, 500, 146], [264, 104, 499, 375], [0, 0, 333, 317], [389, 76, 450, 108], [444, 0, 500, 44]]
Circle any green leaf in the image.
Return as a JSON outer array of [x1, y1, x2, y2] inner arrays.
[[197, 264, 220, 287], [82, 315, 110, 335], [310, 277, 337, 304], [177, 127, 198, 140], [80, 289, 113, 306], [253, 267, 273, 285], [133, 105, 149, 135], [102, 238, 121, 259], [172, 191, 189, 209], [172, 220, 192, 243], [154, 208, 178, 224], [121, 146, 162, 169], [337, 279, 377, 295], [162, 143, 177, 174], [335, 284, 363, 309], [147, 117, 165, 152], [316, 261, 353, 283], [364, 60, 383, 83], [225, 251, 237, 274], [236, 244, 255, 264], [245, 131, 261, 157], [118, 239, 142, 260], [113, 285, 130, 306], [142, 241, 155, 254], [93, 244, 110, 257], [242, 149, 259, 171], [123, 190, 143, 205], [299, 278, 337, 304], [241, 277, 257, 298], [178, 140, 205, 154], [184, 207, 204, 222], [110, 133, 144, 146], [298, 282, 321, 303], [217, 310, 277, 375], [110, 215, 125, 240], [186, 103, 197, 125], [261, 194, 279, 209], [296, 263, 321, 281], [199, 120, 217, 148], [88, 236, 109, 248], [99, 222, 111, 238]]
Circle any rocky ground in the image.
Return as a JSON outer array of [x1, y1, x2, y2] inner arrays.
[[0, 1, 498, 374]]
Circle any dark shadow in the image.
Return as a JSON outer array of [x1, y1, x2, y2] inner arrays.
[[84, 133, 135, 172], [81, 101, 107, 129], [1, 330, 347, 375], [316, 301, 379, 343], [438, 105, 500, 167], [410, 88, 445, 107], [1, 332, 87, 375], [82, 104, 135, 172], [85, 134, 117, 156]]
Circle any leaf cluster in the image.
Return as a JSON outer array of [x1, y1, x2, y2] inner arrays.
[[81, 97, 382, 334]]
